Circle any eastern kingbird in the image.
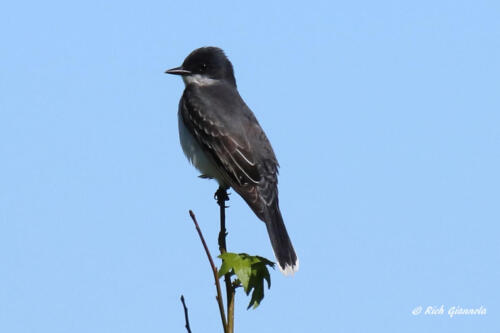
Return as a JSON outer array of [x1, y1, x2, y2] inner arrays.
[[166, 47, 298, 275]]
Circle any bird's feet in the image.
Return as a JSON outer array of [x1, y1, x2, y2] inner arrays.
[[214, 186, 230, 207]]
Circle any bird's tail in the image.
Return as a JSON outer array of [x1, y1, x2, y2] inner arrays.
[[264, 201, 299, 275]]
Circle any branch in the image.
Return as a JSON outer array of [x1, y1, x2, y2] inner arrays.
[[188, 210, 228, 333], [216, 187, 229, 254], [215, 187, 234, 333], [180, 295, 192, 333]]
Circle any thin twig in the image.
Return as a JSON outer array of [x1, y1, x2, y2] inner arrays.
[[188, 210, 228, 333], [226, 286, 235, 333], [216, 187, 229, 254], [215, 187, 234, 333], [180, 295, 192, 333]]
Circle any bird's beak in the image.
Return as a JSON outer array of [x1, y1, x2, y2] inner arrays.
[[165, 66, 191, 75]]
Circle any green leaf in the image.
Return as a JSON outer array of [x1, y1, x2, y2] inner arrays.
[[218, 253, 275, 309], [218, 253, 236, 277]]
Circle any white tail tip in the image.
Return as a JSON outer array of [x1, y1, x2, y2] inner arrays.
[[278, 258, 299, 276]]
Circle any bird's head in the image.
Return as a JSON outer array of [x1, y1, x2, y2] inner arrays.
[[165, 47, 236, 87]]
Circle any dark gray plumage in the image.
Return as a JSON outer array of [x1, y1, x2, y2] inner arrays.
[[166, 47, 298, 274]]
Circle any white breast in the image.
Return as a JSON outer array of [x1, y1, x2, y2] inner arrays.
[[178, 112, 226, 185]]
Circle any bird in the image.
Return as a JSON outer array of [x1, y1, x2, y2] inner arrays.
[[165, 47, 298, 275]]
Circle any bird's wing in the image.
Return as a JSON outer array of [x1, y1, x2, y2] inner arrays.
[[180, 84, 279, 220]]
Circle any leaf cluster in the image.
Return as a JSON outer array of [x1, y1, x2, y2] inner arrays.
[[218, 253, 275, 309]]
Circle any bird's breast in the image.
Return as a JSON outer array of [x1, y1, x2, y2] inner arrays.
[[178, 111, 226, 185]]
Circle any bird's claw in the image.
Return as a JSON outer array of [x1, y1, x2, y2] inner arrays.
[[214, 186, 230, 204]]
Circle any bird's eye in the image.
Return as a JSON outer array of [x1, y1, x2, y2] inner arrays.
[[200, 63, 208, 72]]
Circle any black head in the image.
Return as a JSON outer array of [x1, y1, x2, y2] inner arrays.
[[165, 47, 236, 87]]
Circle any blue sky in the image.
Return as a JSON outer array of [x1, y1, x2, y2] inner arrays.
[[1, 0, 499, 332]]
